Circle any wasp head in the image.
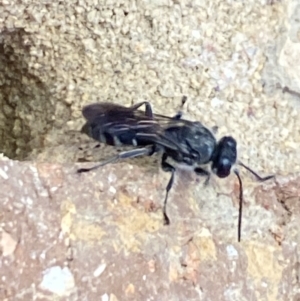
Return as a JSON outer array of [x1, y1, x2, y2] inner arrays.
[[212, 136, 237, 178]]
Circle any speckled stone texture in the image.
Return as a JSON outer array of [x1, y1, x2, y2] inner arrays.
[[0, 0, 300, 300], [0, 157, 300, 300]]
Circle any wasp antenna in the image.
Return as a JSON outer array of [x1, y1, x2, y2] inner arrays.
[[233, 169, 243, 242], [238, 161, 274, 182]]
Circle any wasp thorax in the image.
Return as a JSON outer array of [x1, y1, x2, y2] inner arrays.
[[184, 125, 217, 164]]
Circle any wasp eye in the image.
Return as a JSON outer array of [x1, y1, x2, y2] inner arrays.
[[213, 158, 232, 178]]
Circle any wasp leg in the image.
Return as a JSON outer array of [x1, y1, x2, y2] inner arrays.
[[194, 167, 211, 186], [238, 161, 274, 182], [211, 126, 218, 134], [77, 146, 154, 173], [172, 111, 183, 119], [161, 153, 176, 225], [172, 96, 187, 119], [129, 101, 153, 118]]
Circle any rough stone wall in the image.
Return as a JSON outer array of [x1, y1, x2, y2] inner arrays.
[[0, 0, 300, 300]]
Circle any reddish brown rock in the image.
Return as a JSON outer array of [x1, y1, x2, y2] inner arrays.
[[0, 158, 299, 300]]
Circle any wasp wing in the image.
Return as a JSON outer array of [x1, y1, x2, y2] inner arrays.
[[81, 102, 193, 153]]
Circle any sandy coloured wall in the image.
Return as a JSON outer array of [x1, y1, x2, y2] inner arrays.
[[0, 1, 300, 300]]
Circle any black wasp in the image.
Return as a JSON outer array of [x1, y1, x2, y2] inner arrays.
[[77, 100, 274, 241]]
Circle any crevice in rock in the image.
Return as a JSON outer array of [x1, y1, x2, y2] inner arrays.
[[0, 29, 68, 160]]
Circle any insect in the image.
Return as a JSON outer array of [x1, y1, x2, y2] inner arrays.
[[77, 101, 274, 241]]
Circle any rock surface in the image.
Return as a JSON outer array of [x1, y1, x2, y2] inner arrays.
[[0, 157, 300, 300], [0, 0, 300, 300]]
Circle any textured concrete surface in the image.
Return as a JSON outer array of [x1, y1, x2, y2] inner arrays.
[[0, 157, 300, 300], [0, 0, 300, 300]]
